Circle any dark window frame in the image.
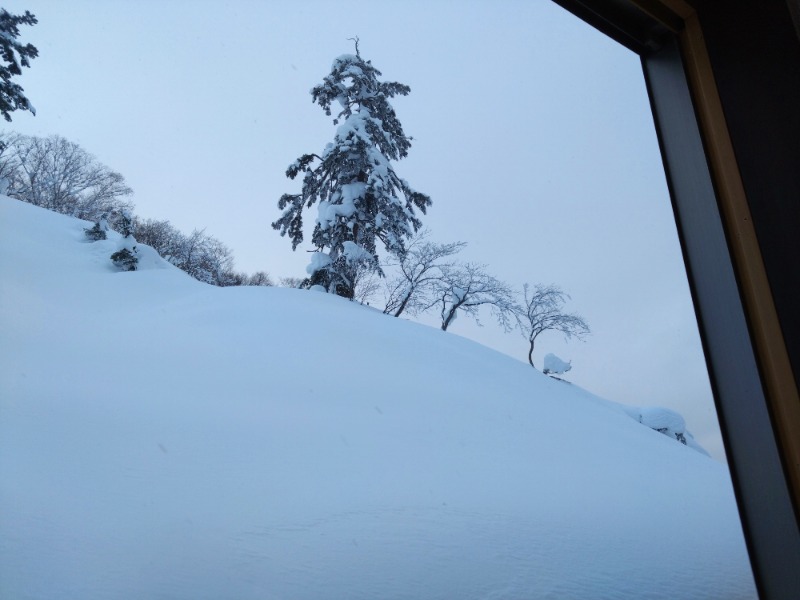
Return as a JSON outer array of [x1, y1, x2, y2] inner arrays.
[[551, 1, 800, 598]]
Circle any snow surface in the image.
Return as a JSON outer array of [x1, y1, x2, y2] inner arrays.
[[543, 352, 572, 375], [0, 196, 756, 599]]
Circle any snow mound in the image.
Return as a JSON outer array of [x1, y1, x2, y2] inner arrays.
[[0, 196, 755, 599], [621, 405, 709, 455], [543, 352, 572, 374], [639, 405, 686, 431]]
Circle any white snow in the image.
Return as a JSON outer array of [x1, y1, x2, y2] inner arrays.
[[617, 405, 709, 455], [0, 196, 756, 599], [638, 405, 686, 432], [543, 352, 572, 375], [305, 250, 331, 275], [316, 183, 363, 231], [332, 53, 359, 70], [340, 181, 366, 205], [342, 240, 373, 264]]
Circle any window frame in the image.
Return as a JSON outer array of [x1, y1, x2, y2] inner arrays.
[[551, 1, 800, 598]]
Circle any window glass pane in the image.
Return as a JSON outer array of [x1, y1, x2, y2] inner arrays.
[[0, 1, 757, 598]]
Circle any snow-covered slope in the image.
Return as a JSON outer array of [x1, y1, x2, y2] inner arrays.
[[0, 196, 756, 599]]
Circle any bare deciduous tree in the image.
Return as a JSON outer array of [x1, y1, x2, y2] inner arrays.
[[133, 218, 184, 263], [280, 277, 304, 288], [1, 134, 272, 288], [134, 219, 245, 287], [173, 230, 235, 286], [518, 284, 589, 369], [383, 232, 466, 318], [431, 263, 518, 332], [0, 132, 21, 185], [1, 134, 133, 221], [245, 271, 274, 287], [353, 265, 381, 305]]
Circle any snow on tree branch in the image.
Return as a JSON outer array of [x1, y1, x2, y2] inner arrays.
[[382, 231, 466, 318], [431, 262, 518, 332], [0, 133, 133, 221], [0, 9, 38, 122], [272, 47, 431, 299]]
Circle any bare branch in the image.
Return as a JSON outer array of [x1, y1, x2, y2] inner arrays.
[[430, 262, 518, 332], [382, 231, 466, 317], [518, 283, 590, 368], [347, 36, 360, 57], [0, 134, 133, 221]]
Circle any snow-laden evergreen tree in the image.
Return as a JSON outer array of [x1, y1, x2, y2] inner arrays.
[[110, 210, 138, 271], [110, 247, 137, 271], [84, 214, 109, 241], [0, 9, 38, 123], [115, 210, 135, 238], [273, 41, 431, 299]]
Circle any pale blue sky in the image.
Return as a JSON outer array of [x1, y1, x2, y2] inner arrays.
[[4, 0, 724, 459]]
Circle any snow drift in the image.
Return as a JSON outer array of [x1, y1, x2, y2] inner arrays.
[[0, 196, 755, 599]]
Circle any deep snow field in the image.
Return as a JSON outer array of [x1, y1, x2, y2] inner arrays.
[[0, 196, 756, 599]]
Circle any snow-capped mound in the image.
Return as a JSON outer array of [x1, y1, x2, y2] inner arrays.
[[0, 196, 756, 599], [618, 405, 709, 456], [543, 352, 572, 374]]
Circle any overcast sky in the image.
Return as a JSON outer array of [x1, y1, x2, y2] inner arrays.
[[4, 0, 727, 460]]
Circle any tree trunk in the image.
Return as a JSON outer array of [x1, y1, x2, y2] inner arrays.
[[441, 306, 457, 331], [392, 290, 412, 317]]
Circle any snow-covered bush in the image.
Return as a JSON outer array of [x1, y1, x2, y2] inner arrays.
[[621, 405, 708, 455], [84, 216, 108, 241], [114, 210, 135, 238], [637, 407, 688, 445], [110, 247, 138, 271], [110, 210, 138, 271]]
